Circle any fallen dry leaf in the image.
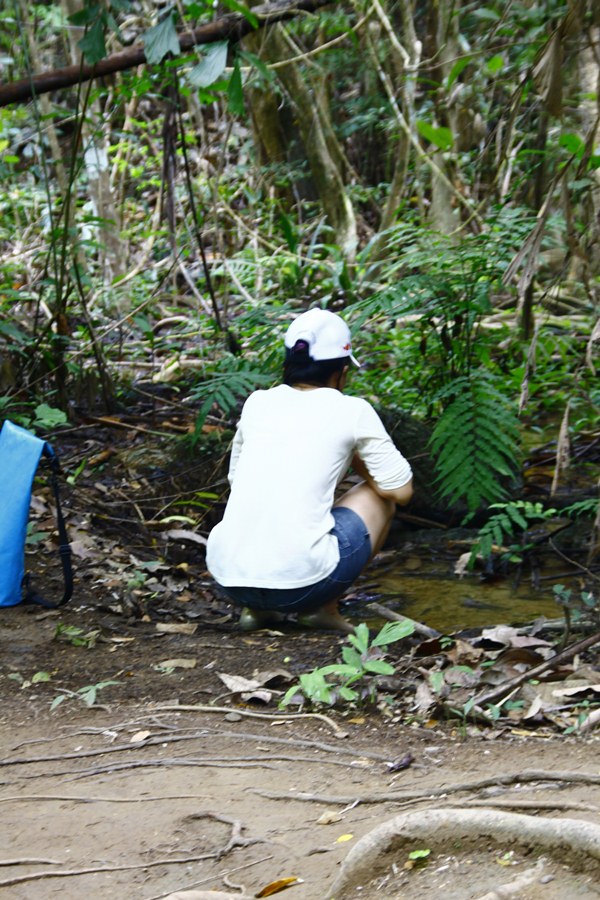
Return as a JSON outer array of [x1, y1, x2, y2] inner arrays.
[[317, 811, 342, 825], [218, 672, 265, 693], [255, 877, 304, 897], [158, 658, 197, 669], [155, 622, 198, 635], [163, 529, 207, 545]]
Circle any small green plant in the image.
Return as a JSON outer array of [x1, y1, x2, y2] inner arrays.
[[468, 500, 557, 568], [50, 680, 121, 711], [25, 521, 50, 546], [406, 848, 431, 869], [280, 620, 414, 709], [54, 622, 100, 648], [553, 583, 597, 624]]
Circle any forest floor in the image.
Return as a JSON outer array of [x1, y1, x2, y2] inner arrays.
[[1, 412, 600, 899]]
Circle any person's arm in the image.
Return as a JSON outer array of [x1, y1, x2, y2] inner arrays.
[[351, 453, 414, 505], [352, 401, 414, 504]]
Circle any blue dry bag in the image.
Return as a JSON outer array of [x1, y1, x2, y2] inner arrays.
[[0, 419, 72, 608]]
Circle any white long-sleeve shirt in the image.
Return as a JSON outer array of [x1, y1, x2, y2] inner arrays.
[[206, 384, 412, 589]]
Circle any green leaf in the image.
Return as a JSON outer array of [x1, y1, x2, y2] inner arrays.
[[560, 132, 585, 158], [227, 58, 245, 115], [143, 16, 181, 66], [350, 623, 370, 654], [362, 659, 395, 675], [32, 671, 51, 683], [78, 18, 107, 65], [220, 0, 258, 27], [416, 120, 453, 151], [446, 56, 471, 89], [471, 7, 501, 21], [486, 54, 504, 74], [339, 686, 359, 701], [371, 620, 415, 646], [341, 647, 364, 670], [409, 848, 431, 860], [279, 213, 298, 253], [33, 403, 68, 429], [188, 41, 229, 88], [280, 685, 301, 707], [319, 663, 359, 677], [240, 49, 274, 84], [69, 4, 101, 26]]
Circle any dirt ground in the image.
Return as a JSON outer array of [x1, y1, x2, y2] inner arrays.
[[1, 600, 600, 900]]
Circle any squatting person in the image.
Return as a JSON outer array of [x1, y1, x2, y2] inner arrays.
[[206, 308, 414, 632]]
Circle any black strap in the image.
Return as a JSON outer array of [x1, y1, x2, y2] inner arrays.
[[24, 448, 73, 608]]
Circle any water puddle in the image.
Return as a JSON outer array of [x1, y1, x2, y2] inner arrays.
[[367, 571, 558, 634], [355, 547, 561, 634]]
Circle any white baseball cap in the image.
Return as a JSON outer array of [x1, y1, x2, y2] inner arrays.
[[284, 309, 360, 366]]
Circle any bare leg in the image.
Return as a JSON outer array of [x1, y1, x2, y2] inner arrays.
[[335, 481, 395, 557], [299, 482, 395, 633]]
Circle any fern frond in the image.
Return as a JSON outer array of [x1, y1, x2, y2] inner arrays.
[[188, 357, 273, 434], [430, 373, 520, 512]]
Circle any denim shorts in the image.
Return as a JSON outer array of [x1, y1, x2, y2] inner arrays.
[[218, 507, 371, 615]]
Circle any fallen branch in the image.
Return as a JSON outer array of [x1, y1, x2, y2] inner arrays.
[[471, 628, 600, 710], [0, 0, 333, 107], [367, 601, 440, 639]]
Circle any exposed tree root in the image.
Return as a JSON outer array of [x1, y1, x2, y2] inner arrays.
[[0, 858, 62, 866], [0, 729, 391, 771], [474, 859, 547, 900], [252, 768, 600, 806], [0, 812, 265, 889], [328, 809, 600, 898], [150, 704, 348, 737]]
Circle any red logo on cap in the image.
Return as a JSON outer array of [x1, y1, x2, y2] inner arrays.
[[343, 342, 351, 350]]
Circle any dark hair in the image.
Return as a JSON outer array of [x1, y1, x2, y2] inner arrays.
[[283, 340, 347, 386]]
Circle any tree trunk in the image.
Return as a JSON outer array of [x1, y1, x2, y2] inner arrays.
[[62, 0, 125, 285], [244, 18, 357, 259]]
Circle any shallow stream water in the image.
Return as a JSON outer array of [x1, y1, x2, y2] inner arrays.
[[363, 569, 559, 634], [351, 540, 561, 634]]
